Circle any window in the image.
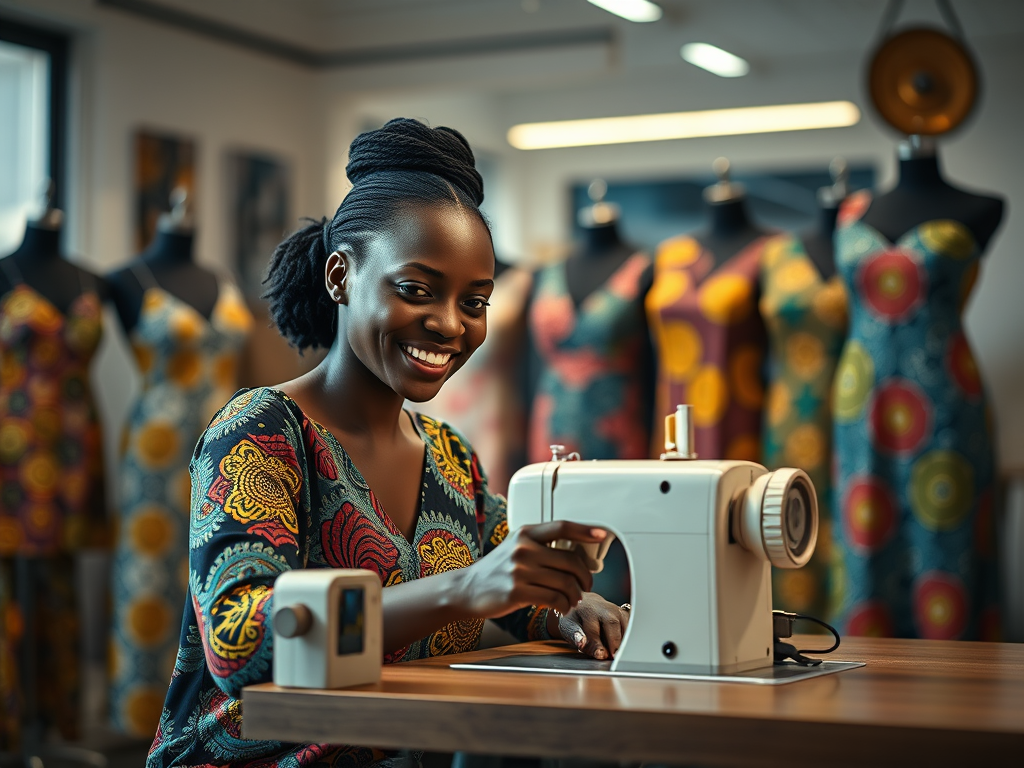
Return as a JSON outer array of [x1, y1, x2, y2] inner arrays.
[[0, 19, 68, 253]]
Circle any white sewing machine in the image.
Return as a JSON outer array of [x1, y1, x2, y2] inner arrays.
[[506, 405, 818, 676]]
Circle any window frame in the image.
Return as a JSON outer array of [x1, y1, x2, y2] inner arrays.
[[0, 17, 69, 210]]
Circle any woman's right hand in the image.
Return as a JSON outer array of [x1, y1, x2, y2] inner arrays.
[[455, 521, 605, 618]]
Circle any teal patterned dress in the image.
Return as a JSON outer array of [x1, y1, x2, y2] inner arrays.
[[110, 270, 254, 736], [831, 190, 1000, 640], [146, 387, 551, 768]]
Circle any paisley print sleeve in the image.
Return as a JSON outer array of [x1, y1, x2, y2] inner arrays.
[[188, 388, 308, 698], [472, 451, 552, 642]]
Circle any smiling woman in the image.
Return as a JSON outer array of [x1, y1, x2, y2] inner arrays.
[[146, 118, 628, 768]]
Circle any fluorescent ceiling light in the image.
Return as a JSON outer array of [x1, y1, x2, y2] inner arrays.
[[507, 101, 861, 150], [588, 0, 662, 23], [681, 42, 749, 78]]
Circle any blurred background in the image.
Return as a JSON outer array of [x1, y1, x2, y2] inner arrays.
[[2, 0, 1024, 763]]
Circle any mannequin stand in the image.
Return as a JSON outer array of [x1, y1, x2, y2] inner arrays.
[[0, 558, 107, 768]]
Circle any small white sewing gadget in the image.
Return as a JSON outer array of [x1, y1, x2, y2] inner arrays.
[[272, 569, 382, 688], [454, 404, 863, 684]]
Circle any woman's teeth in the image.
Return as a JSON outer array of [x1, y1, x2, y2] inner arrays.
[[401, 344, 451, 367]]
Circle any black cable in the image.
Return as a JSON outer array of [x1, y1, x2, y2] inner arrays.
[[792, 614, 841, 656]]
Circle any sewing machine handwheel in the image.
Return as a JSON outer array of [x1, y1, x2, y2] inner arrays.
[[733, 468, 818, 569]]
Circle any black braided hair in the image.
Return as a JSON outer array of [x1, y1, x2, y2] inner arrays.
[[263, 118, 490, 351]]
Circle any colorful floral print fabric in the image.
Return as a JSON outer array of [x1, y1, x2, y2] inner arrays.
[[646, 236, 768, 461], [831, 191, 1000, 640], [759, 234, 848, 621], [146, 387, 549, 768], [0, 272, 105, 750], [111, 278, 253, 737], [528, 253, 652, 463], [0, 282, 106, 554]]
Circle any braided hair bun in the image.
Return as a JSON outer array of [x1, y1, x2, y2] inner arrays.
[[346, 118, 484, 207], [263, 117, 491, 351]]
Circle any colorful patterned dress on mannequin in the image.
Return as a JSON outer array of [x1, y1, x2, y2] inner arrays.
[[0, 258, 106, 749], [418, 267, 533, 496], [759, 234, 848, 621], [110, 263, 253, 736], [645, 235, 767, 462], [529, 252, 651, 605], [831, 190, 1000, 640]]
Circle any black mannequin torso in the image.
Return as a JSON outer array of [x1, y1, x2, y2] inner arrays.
[[799, 204, 840, 281], [108, 230, 220, 334], [694, 198, 771, 266], [0, 222, 107, 312], [564, 221, 652, 306], [862, 151, 1004, 250]]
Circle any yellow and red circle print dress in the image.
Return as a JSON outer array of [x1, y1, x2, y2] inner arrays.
[[831, 191, 1000, 640], [646, 235, 769, 461], [146, 388, 550, 768]]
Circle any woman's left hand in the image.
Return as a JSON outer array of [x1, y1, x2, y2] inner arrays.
[[556, 592, 630, 660]]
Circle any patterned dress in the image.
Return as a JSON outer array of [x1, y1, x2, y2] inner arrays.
[[831, 190, 1000, 640], [0, 260, 106, 748], [528, 253, 652, 463], [111, 268, 254, 736], [759, 234, 848, 621], [646, 235, 768, 461], [147, 387, 550, 768]]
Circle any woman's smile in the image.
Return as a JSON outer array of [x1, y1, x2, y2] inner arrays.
[[399, 342, 457, 376]]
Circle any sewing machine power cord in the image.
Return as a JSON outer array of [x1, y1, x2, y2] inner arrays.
[[772, 610, 841, 666]]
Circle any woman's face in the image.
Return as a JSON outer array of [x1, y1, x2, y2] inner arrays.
[[334, 204, 495, 403]]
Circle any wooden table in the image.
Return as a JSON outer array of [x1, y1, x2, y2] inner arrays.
[[243, 636, 1024, 768]]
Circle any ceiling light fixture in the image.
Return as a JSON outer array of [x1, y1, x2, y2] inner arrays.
[[507, 101, 861, 150], [587, 0, 662, 23], [681, 42, 749, 77]]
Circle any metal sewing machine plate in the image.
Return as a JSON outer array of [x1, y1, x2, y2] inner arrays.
[[452, 654, 865, 685]]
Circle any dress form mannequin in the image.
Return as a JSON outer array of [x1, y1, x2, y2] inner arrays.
[[0, 188, 108, 309], [800, 157, 849, 281], [0, 189, 107, 760], [694, 158, 772, 265], [861, 136, 1003, 248], [831, 135, 1003, 640], [107, 189, 219, 332], [563, 182, 650, 306], [108, 189, 253, 736], [646, 158, 771, 461]]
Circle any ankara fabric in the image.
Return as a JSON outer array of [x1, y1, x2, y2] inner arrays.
[[528, 253, 652, 463], [0, 281, 105, 749], [111, 283, 253, 736], [0, 284, 106, 555], [831, 191, 1000, 640], [646, 236, 767, 461], [147, 387, 549, 768], [760, 235, 848, 621]]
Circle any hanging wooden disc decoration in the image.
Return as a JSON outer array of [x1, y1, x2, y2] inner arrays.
[[868, 27, 978, 135]]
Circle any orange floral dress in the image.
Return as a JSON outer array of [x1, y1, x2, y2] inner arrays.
[[109, 273, 254, 737]]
